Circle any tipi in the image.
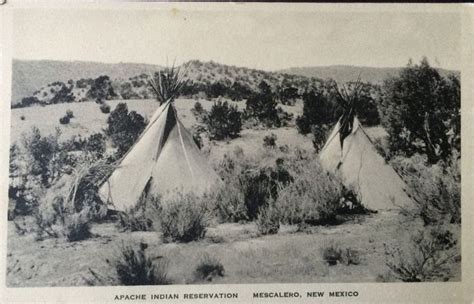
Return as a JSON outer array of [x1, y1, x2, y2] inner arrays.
[[319, 80, 413, 210], [99, 67, 221, 211]]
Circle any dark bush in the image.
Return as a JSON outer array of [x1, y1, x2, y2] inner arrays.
[[311, 124, 330, 153], [296, 88, 336, 135], [63, 210, 92, 242], [88, 75, 117, 103], [22, 127, 67, 187], [20, 115, 25, 120], [66, 110, 74, 118], [263, 133, 277, 149], [114, 243, 170, 285], [244, 81, 290, 128], [85, 133, 106, 157], [256, 205, 280, 235], [19, 96, 40, 107], [322, 243, 360, 266], [106, 103, 147, 157], [204, 100, 242, 140], [100, 103, 111, 114], [59, 116, 70, 124], [194, 255, 225, 282]]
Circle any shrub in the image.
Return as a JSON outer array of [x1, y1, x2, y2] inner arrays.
[[66, 109, 74, 118], [191, 101, 205, 117], [256, 205, 280, 235], [204, 100, 242, 140], [34, 195, 94, 242], [322, 243, 342, 266], [20, 115, 25, 120], [384, 226, 459, 282], [22, 127, 66, 187], [322, 243, 360, 266], [311, 124, 330, 153], [114, 243, 170, 285], [63, 209, 92, 242], [100, 103, 111, 114], [59, 115, 70, 124], [156, 193, 209, 243], [275, 159, 343, 225], [84, 133, 106, 157], [194, 254, 225, 282], [211, 184, 248, 223], [391, 153, 460, 225], [243, 167, 284, 220], [263, 133, 277, 149], [214, 155, 293, 222], [117, 207, 153, 232], [279, 144, 289, 154]]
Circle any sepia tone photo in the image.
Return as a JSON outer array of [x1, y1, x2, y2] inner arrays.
[[3, 4, 463, 292]]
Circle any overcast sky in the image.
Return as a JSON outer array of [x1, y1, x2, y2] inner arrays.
[[12, 6, 462, 71]]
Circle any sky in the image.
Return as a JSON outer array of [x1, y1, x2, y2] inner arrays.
[[12, 6, 462, 71]]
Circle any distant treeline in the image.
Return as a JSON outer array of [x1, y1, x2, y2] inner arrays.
[[12, 60, 327, 108]]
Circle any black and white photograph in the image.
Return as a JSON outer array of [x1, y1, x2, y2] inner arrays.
[[2, 3, 467, 298]]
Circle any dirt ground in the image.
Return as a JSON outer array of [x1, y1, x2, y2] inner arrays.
[[6, 209, 459, 287]]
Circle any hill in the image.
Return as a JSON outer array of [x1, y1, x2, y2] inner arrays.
[[280, 65, 459, 84], [12, 59, 323, 107], [12, 60, 163, 104]]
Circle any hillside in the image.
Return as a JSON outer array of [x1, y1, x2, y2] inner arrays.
[[12, 59, 323, 107], [280, 65, 459, 84], [12, 60, 163, 104], [12, 59, 460, 107]]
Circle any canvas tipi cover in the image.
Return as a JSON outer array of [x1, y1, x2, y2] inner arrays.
[[319, 117, 413, 210], [99, 100, 221, 211]]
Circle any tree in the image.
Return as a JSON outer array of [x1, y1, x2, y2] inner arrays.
[[296, 88, 337, 134], [244, 81, 282, 127], [50, 82, 75, 104], [204, 100, 242, 140], [207, 81, 228, 98], [380, 58, 460, 163], [106, 103, 147, 156], [277, 85, 299, 105], [229, 81, 253, 101], [19, 96, 40, 108], [88, 75, 116, 103], [22, 127, 66, 187]]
